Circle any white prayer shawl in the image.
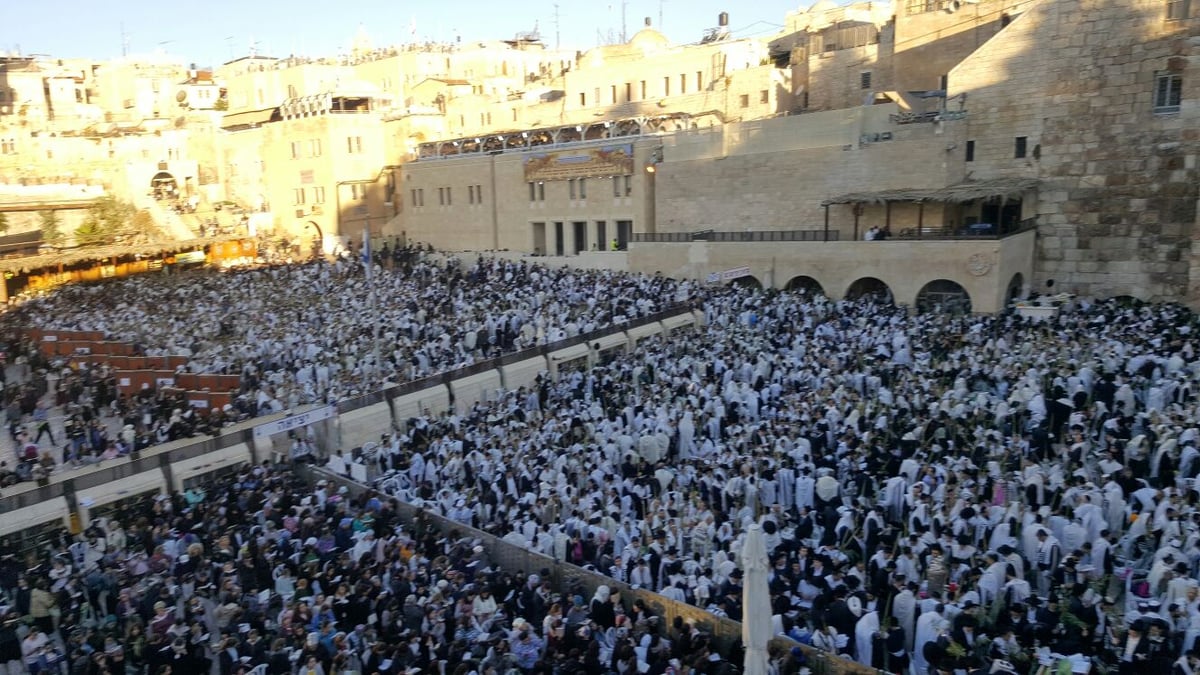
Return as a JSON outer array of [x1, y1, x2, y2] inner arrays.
[[855, 610, 879, 667]]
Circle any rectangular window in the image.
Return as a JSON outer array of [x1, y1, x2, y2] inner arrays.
[[623, 175, 632, 197], [579, 92, 586, 106], [760, 90, 769, 104], [639, 80, 647, 100], [475, 184, 483, 204], [529, 181, 537, 202], [445, 187, 452, 205], [569, 179, 577, 200], [739, 94, 750, 108], [313, 186, 325, 203], [512, 108, 518, 122], [680, 74, 687, 94], [1014, 136, 1027, 159], [1167, 0, 1190, 19], [290, 142, 300, 159], [438, 187, 445, 206], [347, 136, 363, 153], [293, 188, 305, 205], [610, 84, 618, 104], [613, 176, 621, 198], [468, 185, 475, 204], [310, 139, 322, 157], [538, 182, 545, 201], [663, 77, 671, 97], [625, 83, 632, 103], [965, 140, 975, 162], [417, 188, 424, 206], [696, 71, 703, 91], [412, 189, 419, 207], [1154, 71, 1183, 113], [861, 71, 873, 89], [579, 178, 587, 200]]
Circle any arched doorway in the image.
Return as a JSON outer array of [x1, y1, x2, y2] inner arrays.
[[729, 275, 762, 290], [916, 279, 973, 314], [150, 171, 177, 201], [844, 277, 893, 304], [304, 221, 325, 258], [785, 275, 825, 297], [1006, 273, 1025, 303]]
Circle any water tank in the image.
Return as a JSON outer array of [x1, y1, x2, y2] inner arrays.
[[718, 12, 729, 27]]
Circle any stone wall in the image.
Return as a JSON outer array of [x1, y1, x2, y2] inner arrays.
[[946, 0, 1200, 302]]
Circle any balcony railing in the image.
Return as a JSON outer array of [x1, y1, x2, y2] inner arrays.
[[632, 229, 836, 243]]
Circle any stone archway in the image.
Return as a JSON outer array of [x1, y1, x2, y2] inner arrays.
[[150, 171, 177, 200], [844, 277, 893, 304], [1006, 272, 1025, 303], [916, 279, 973, 314], [729, 275, 762, 290], [785, 275, 825, 298]]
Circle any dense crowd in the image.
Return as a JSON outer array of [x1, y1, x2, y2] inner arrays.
[[0, 253, 690, 482], [2, 253, 1200, 675]]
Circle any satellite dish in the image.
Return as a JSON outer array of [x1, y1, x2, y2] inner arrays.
[[175, 90, 188, 103]]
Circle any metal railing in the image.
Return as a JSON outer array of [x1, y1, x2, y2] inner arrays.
[[632, 229, 836, 243]]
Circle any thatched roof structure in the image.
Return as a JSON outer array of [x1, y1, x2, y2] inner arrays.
[[0, 234, 247, 275], [821, 177, 1039, 206]]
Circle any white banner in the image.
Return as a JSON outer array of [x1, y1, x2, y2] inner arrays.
[[252, 405, 338, 438]]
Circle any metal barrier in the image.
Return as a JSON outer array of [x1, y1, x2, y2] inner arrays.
[[632, 230, 835, 243]]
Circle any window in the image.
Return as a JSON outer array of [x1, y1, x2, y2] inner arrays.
[[468, 185, 475, 204], [468, 184, 483, 204], [1154, 71, 1183, 113], [529, 181, 545, 201], [347, 136, 363, 153], [760, 90, 769, 104], [445, 187, 452, 205], [411, 189, 420, 207], [663, 77, 671, 97], [1014, 136, 1027, 159], [474, 184, 483, 204], [579, 178, 587, 200], [309, 139, 322, 157], [293, 188, 305, 205], [287, 84, 297, 98], [349, 184, 366, 200], [613, 176, 622, 198], [512, 108, 518, 122], [610, 84, 618, 104], [569, 179, 577, 200], [538, 182, 545, 200], [696, 71, 703, 91], [417, 188, 424, 206], [623, 175, 632, 196], [529, 182, 537, 202], [625, 83, 632, 103], [1167, 0, 1190, 19], [739, 94, 750, 108], [640, 80, 647, 100], [290, 141, 300, 159], [438, 187, 445, 206], [965, 140, 975, 162], [313, 186, 326, 203], [861, 71, 873, 90], [680, 74, 688, 94], [579, 92, 587, 106]]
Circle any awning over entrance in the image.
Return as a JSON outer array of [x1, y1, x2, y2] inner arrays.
[[821, 177, 1039, 206]]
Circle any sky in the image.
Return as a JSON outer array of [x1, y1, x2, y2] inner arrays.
[[3, 0, 805, 68]]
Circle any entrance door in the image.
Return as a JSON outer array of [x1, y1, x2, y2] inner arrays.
[[531, 222, 547, 255], [553, 222, 565, 256], [596, 221, 607, 251], [616, 220, 632, 250], [572, 221, 587, 254]]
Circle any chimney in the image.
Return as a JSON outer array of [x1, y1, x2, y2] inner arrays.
[[644, 17, 652, 26], [718, 12, 729, 27]]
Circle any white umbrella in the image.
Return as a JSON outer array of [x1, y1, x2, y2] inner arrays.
[[741, 523, 772, 675]]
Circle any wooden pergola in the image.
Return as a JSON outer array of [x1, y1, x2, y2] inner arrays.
[[820, 177, 1039, 239]]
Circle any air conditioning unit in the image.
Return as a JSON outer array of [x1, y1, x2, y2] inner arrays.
[[295, 208, 306, 218]]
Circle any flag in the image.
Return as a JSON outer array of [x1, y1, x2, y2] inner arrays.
[[361, 227, 371, 270]]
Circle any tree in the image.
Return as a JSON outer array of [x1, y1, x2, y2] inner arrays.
[[39, 210, 63, 245], [76, 195, 137, 246]]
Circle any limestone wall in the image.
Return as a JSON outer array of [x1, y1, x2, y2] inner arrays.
[[946, 0, 1200, 302]]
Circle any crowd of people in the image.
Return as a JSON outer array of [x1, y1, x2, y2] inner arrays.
[[1, 252, 1199, 675], [0, 252, 690, 482]]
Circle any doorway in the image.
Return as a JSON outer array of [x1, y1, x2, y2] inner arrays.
[[572, 221, 587, 254], [596, 221, 607, 251], [531, 222, 547, 255], [553, 222, 564, 256], [615, 220, 632, 250]]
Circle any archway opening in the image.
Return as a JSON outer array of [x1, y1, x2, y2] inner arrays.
[[1006, 272, 1025, 303], [729, 275, 762, 290], [150, 171, 177, 201], [916, 279, 973, 314], [785, 275, 825, 298], [845, 277, 893, 304]]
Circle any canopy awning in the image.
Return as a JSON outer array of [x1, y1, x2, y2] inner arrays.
[[220, 107, 280, 130], [0, 234, 246, 275], [821, 177, 1039, 206]]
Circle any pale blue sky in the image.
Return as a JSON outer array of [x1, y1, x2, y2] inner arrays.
[[4, 0, 805, 68]]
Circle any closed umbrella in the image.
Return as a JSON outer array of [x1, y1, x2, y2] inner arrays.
[[741, 523, 772, 675]]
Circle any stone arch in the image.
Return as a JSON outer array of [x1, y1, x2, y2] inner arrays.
[[729, 275, 762, 290], [1006, 272, 1025, 303], [915, 279, 973, 314], [785, 275, 825, 297], [150, 171, 177, 199], [844, 277, 893, 304]]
